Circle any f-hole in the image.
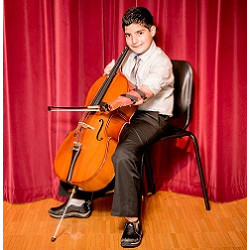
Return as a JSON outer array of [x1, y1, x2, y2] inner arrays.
[[96, 119, 104, 141]]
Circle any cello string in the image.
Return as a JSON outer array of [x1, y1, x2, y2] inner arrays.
[[72, 46, 130, 144], [91, 46, 129, 105]]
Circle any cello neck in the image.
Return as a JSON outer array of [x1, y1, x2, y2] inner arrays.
[[107, 46, 129, 79], [90, 46, 130, 106]]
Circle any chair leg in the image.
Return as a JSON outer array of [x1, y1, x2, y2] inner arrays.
[[189, 132, 210, 210], [143, 151, 156, 195]]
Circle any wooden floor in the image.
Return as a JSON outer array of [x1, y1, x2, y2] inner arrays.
[[3, 191, 247, 249]]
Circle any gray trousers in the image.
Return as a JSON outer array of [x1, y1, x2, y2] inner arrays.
[[111, 110, 170, 217]]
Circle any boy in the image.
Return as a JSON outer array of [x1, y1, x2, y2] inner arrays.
[[49, 7, 174, 248]]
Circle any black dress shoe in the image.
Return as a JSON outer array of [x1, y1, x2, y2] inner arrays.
[[48, 200, 92, 219], [121, 221, 143, 248]]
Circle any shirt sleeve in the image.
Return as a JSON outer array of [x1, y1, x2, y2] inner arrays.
[[142, 56, 173, 96]]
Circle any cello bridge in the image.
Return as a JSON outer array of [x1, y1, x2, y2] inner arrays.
[[78, 121, 95, 130]]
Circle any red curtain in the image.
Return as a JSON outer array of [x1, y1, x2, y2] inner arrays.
[[3, 0, 247, 203]]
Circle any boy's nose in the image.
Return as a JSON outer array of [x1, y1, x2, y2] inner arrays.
[[131, 36, 138, 45]]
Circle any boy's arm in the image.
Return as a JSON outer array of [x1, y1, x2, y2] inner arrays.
[[101, 60, 153, 111], [100, 85, 153, 112]]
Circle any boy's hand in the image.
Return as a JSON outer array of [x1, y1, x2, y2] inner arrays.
[[99, 102, 111, 112], [104, 59, 115, 75]]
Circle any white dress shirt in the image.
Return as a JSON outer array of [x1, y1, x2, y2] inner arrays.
[[121, 41, 174, 116]]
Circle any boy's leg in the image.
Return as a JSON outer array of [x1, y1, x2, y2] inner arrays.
[[111, 111, 170, 247], [49, 179, 115, 218]]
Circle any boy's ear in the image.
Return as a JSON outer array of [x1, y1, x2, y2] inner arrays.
[[150, 26, 156, 37]]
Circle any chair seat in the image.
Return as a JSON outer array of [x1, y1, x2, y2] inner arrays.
[[160, 126, 192, 140]]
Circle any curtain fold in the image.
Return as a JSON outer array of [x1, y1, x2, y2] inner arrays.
[[3, 0, 247, 203], [196, 0, 247, 201]]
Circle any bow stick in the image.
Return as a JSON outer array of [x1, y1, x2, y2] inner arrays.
[[47, 105, 100, 112]]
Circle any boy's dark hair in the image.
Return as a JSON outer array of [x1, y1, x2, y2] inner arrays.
[[122, 7, 155, 31]]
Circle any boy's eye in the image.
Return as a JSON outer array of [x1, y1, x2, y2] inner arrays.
[[125, 34, 131, 38]]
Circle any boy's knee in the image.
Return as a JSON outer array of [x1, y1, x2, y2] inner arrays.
[[112, 145, 136, 165], [112, 146, 127, 164]]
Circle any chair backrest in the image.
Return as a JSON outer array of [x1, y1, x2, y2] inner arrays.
[[170, 60, 193, 129]]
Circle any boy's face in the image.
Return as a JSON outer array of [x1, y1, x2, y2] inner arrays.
[[124, 23, 156, 55]]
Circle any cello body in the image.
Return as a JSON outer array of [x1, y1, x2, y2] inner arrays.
[[53, 47, 136, 191]]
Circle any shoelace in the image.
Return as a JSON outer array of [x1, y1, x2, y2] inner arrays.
[[124, 222, 139, 236]]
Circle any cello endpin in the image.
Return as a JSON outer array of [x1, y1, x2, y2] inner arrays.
[[51, 236, 56, 242]]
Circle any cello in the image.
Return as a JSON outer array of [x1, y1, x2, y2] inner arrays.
[[49, 46, 137, 241], [49, 45, 136, 192]]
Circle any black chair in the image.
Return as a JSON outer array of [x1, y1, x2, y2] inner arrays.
[[143, 60, 210, 211]]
